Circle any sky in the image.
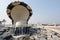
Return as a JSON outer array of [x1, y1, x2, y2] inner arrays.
[[0, 0, 60, 24]]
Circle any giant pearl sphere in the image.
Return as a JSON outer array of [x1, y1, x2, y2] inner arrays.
[[15, 21, 27, 27]]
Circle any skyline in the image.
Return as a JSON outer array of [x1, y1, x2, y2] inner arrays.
[[0, 0, 60, 24]]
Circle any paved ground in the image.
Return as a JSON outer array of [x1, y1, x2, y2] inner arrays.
[[43, 26, 60, 34]]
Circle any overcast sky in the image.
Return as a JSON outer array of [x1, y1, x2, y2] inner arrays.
[[0, 0, 60, 24]]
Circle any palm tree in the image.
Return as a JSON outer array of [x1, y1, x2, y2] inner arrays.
[[2, 19, 6, 26], [0, 21, 2, 24]]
